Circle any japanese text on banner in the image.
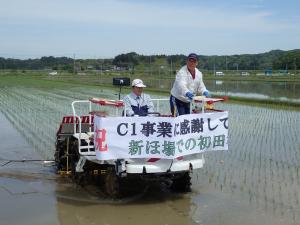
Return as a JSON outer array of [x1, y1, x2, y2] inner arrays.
[[94, 112, 228, 160]]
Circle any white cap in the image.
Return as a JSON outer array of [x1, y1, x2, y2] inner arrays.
[[132, 79, 146, 87]]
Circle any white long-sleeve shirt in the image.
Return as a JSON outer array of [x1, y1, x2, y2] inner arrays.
[[170, 65, 208, 103], [123, 92, 154, 116]]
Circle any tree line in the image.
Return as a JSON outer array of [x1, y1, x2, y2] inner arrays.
[[0, 49, 299, 71]]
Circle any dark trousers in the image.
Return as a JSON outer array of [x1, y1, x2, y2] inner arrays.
[[170, 95, 190, 116]]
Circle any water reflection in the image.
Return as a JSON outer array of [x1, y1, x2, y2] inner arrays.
[[215, 80, 223, 85], [55, 181, 196, 225], [207, 80, 300, 102]]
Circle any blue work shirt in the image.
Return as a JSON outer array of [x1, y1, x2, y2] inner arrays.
[[123, 92, 154, 116]]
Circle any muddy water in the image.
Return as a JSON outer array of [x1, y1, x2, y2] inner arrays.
[[55, 185, 196, 225], [0, 112, 198, 225], [0, 86, 300, 225], [0, 112, 59, 225]]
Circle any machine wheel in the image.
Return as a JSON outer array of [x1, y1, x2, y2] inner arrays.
[[55, 137, 80, 175], [171, 172, 192, 192], [105, 167, 121, 198], [54, 137, 70, 171], [68, 138, 86, 185]]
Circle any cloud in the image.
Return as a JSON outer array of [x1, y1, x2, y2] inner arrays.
[[0, 0, 296, 32], [0, 0, 299, 58]]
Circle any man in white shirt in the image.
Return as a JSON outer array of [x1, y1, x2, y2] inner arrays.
[[170, 53, 210, 116], [123, 79, 154, 116]]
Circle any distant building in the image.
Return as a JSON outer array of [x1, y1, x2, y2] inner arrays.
[[264, 69, 272, 76], [86, 65, 94, 70], [48, 71, 58, 76], [215, 71, 224, 76], [240, 71, 249, 76], [279, 70, 288, 75]]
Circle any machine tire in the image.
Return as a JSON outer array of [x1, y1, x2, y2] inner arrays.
[[171, 172, 192, 192], [105, 167, 121, 198], [55, 137, 72, 171], [68, 138, 86, 185]]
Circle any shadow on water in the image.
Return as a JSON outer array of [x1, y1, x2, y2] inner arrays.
[[55, 180, 196, 225], [55, 178, 187, 205], [0, 163, 197, 225]]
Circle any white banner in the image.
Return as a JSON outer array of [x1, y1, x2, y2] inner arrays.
[[94, 112, 228, 160]]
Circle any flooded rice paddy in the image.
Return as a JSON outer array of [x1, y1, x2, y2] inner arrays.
[[206, 80, 300, 104], [0, 86, 299, 225]]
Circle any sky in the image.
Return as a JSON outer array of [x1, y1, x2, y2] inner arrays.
[[0, 0, 299, 59]]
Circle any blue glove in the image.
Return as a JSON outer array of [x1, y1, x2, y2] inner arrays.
[[185, 91, 194, 100], [203, 91, 210, 97]]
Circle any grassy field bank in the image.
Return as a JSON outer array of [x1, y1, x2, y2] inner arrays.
[[1, 71, 299, 109]]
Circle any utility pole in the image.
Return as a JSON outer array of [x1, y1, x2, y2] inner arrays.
[[170, 58, 173, 77], [99, 58, 103, 84], [158, 65, 161, 87], [213, 57, 216, 76], [73, 53, 76, 75], [149, 55, 152, 76], [294, 58, 297, 74]]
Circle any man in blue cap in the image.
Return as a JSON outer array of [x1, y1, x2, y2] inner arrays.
[[170, 53, 210, 116]]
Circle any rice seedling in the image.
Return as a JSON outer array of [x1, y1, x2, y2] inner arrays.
[[0, 85, 299, 223]]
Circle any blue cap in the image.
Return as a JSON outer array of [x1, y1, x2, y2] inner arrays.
[[187, 53, 198, 61]]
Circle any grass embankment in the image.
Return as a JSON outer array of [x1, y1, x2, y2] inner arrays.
[[144, 86, 300, 111], [1, 71, 299, 110], [223, 96, 300, 110], [0, 72, 127, 95], [204, 74, 300, 82]]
